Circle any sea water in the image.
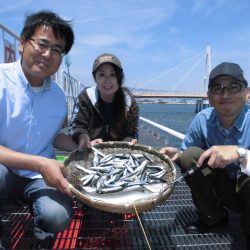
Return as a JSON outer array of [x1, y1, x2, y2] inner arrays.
[[138, 103, 196, 148]]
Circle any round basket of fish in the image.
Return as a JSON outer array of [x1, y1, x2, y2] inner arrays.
[[64, 141, 176, 214]]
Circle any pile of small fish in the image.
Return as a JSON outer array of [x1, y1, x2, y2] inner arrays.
[[74, 148, 167, 194]]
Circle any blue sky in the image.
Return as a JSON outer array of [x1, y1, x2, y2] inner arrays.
[[1, 0, 250, 93]]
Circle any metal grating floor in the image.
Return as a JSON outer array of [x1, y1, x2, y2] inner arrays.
[[0, 166, 247, 250]]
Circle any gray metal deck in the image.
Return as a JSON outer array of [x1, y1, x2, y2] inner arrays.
[[0, 130, 247, 249], [0, 166, 246, 250]]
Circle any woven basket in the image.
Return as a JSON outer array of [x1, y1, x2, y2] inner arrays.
[[64, 141, 176, 214]]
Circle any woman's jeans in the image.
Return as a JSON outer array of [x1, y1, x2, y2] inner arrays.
[[0, 164, 73, 234]]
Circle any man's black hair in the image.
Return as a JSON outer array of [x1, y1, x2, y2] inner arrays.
[[20, 10, 74, 54]]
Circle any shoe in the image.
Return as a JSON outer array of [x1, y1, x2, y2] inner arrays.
[[186, 213, 229, 234], [34, 226, 54, 240]]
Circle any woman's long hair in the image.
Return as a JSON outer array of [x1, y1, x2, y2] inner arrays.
[[94, 64, 137, 139], [111, 65, 138, 139]]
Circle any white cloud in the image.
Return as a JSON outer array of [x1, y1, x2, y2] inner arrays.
[[80, 34, 121, 46]]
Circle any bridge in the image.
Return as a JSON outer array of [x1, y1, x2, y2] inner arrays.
[[133, 92, 207, 99], [131, 45, 212, 100], [132, 88, 250, 100]]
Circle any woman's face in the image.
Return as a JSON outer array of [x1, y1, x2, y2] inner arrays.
[[94, 63, 119, 102]]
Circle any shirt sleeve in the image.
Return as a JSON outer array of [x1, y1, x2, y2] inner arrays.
[[181, 113, 206, 150], [240, 150, 250, 176]]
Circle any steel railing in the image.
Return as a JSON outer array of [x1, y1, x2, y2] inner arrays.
[[139, 116, 185, 140]]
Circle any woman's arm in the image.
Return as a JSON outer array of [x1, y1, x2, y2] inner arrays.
[[69, 91, 91, 143], [53, 133, 78, 151]]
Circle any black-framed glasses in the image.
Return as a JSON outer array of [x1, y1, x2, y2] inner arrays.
[[209, 81, 246, 94], [29, 38, 65, 57]]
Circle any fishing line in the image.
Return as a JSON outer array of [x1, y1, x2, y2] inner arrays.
[[133, 204, 152, 250]]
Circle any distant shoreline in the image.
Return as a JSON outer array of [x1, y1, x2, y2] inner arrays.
[[136, 100, 196, 105]]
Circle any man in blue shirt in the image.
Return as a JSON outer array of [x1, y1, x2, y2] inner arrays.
[[160, 62, 250, 248], [0, 10, 78, 244]]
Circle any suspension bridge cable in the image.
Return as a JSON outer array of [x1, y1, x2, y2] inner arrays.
[[132, 51, 205, 91], [170, 53, 206, 92]]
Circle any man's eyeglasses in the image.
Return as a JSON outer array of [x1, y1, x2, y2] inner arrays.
[[209, 81, 246, 94], [29, 38, 65, 57]]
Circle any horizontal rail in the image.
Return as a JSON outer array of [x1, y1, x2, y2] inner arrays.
[[134, 93, 207, 99], [0, 23, 20, 40], [139, 116, 185, 140]]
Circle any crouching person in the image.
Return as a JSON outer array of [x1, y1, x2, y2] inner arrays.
[[160, 62, 250, 248], [0, 10, 77, 242]]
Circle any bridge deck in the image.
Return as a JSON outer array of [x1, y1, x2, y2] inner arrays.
[[133, 93, 208, 99]]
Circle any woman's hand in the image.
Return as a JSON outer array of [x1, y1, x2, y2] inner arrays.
[[130, 139, 138, 145], [91, 138, 103, 146]]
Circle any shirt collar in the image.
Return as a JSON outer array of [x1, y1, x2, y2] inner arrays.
[[234, 105, 248, 132], [17, 59, 51, 91], [214, 105, 248, 132]]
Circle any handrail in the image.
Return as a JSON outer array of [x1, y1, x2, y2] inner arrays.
[[0, 23, 19, 40], [139, 116, 185, 140], [134, 93, 207, 99]]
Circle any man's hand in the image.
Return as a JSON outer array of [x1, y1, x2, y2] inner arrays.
[[160, 146, 180, 162], [197, 145, 239, 168], [37, 157, 72, 196], [0, 145, 72, 196]]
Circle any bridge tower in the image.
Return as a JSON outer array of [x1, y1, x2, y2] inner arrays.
[[196, 45, 211, 113], [202, 45, 211, 94]]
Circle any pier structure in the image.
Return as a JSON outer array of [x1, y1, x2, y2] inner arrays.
[[133, 92, 207, 99]]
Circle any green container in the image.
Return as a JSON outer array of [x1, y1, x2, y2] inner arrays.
[[56, 155, 66, 162]]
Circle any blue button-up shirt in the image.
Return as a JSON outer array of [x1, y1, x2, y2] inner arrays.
[[181, 105, 250, 178], [0, 60, 66, 178]]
